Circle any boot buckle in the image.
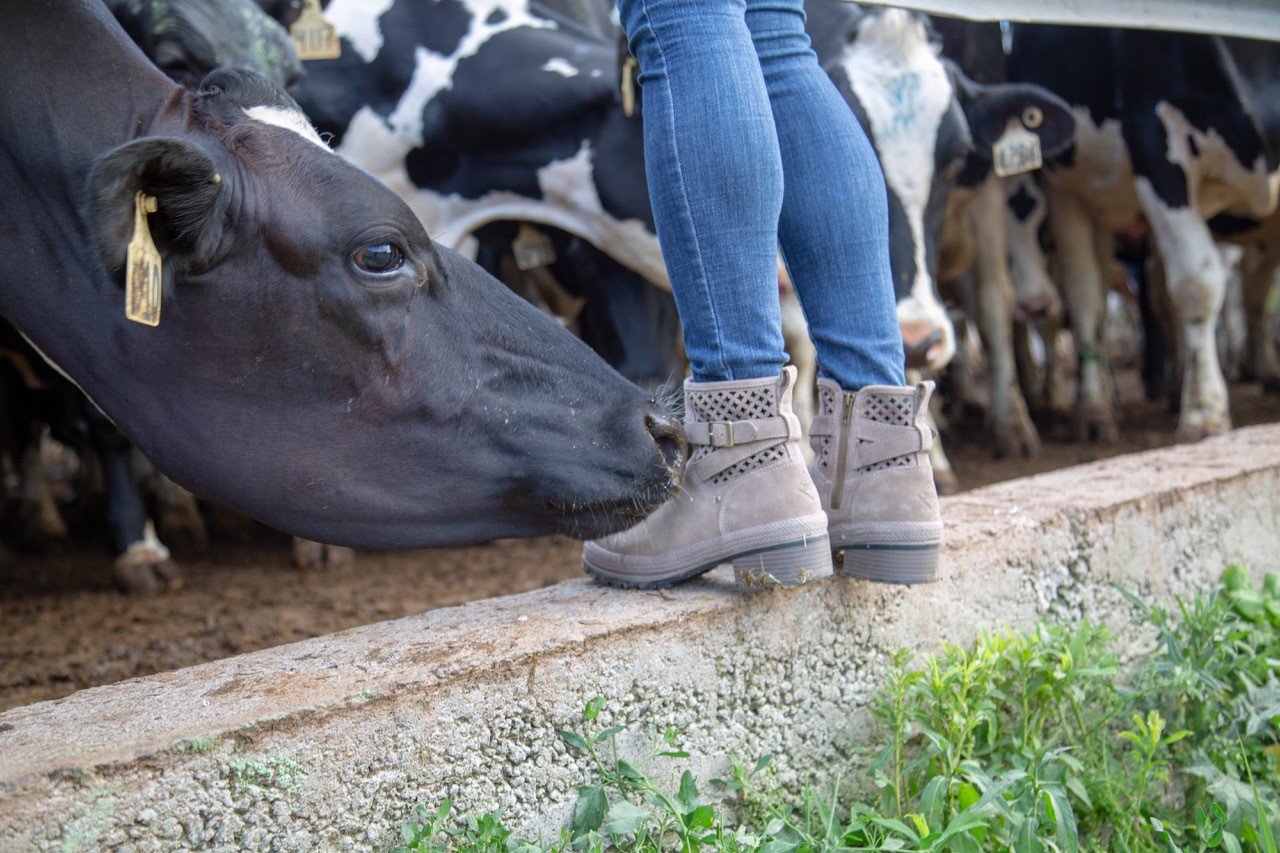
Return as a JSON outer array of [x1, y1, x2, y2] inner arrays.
[[708, 421, 736, 447]]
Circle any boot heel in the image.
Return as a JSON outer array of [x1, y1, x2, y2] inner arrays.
[[839, 542, 939, 585], [732, 535, 833, 588]]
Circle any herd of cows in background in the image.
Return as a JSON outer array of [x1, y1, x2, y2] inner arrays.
[[2, 0, 1278, 593]]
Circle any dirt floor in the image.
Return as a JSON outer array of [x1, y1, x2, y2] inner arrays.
[[4, 377, 1280, 712]]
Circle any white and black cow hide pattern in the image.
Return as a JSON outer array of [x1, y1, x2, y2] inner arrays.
[[1009, 25, 1280, 441], [283, 0, 668, 288]]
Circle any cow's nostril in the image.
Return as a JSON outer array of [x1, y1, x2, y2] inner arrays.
[[903, 329, 945, 369], [645, 411, 687, 475]]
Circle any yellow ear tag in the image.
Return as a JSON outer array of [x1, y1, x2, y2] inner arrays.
[[992, 117, 1043, 178], [291, 0, 341, 61], [513, 224, 556, 271], [620, 55, 638, 118], [125, 192, 163, 327]]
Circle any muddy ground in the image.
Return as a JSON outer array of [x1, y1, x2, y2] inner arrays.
[[3, 377, 1280, 712]]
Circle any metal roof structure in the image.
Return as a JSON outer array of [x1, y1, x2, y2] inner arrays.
[[853, 0, 1280, 41]]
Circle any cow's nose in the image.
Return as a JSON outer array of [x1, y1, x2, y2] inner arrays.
[[1016, 291, 1060, 322], [902, 325, 945, 369], [645, 409, 687, 476]]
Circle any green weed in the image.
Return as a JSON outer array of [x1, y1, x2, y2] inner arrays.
[[395, 569, 1280, 851]]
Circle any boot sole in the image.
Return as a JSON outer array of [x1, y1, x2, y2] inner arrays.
[[584, 534, 833, 591], [835, 541, 939, 585]]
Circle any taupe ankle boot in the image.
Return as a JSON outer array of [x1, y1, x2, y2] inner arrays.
[[808, 379, 942, 584], [583, 367, 832, 589]]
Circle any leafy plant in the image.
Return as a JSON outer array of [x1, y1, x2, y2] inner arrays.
[[395, 569, 1280, 852]]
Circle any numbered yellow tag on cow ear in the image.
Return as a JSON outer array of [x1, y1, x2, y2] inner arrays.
[[291, 0, 341, 61], [126, 191, 162, 327], [513, 224, 556, 271], [620, 55, 638, 118], [993, 117, 1043, 178]]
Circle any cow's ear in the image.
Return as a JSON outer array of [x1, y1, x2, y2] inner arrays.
[[949, 65, 1076, 162], [85, 137, 225, 278]]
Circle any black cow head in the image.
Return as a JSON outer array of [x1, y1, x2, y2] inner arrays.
[[106, 0, 302, 91], [74, 68, 681, 548]]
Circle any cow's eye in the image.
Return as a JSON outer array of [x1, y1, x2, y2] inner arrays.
[[352, 243, 403, 274]]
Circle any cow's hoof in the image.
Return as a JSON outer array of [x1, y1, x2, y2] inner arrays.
[[23, 503, 69, 544], [934, 467, 960, 496], [292, 539, 356, 571], [113, 535, 180, 594], [1075, 409, 1119, 445], [993, 418, 1041, 459], [1174, 411, 1232, 443]]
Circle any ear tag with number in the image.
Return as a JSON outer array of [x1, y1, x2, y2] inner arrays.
[[620, 55, 638, 118], [126, 192, 163, 327], [291, 0, 341, 61], [513, 224, 556, 271], [993, 117, 1042, 178]]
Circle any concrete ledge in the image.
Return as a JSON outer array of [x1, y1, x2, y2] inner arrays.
[[3, 424, 1280, 850]]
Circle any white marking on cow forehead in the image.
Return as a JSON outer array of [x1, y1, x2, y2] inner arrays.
[[326, 0, 395, 63], [542, 57, 578, 77], [841, 9, 953, 369], [243, 106, 328, 148]]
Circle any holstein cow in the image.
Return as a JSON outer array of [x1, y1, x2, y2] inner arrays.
[[0, 0, 682, 568], [278, 4, 948, 371], [930, 16, 1075, 458], [1009, 26, 1280, 441], [804, 1, 1075, 480]]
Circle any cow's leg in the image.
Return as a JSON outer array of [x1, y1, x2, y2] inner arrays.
[[1240, 239, 1280, 392], [1047, 187, 1117, 442], [153, 473, 209, 553], [292, 538, 355, 571], [969, 175, 1039, 457], [908, 368, 958, 495], [1143, 253, 1183, 409], [780, 289, 816, 438], [1136, 190, 1231, 440], [20, 431, 68, 543], [88, 413, 179, 593], [1218, 245, 1248, 383]]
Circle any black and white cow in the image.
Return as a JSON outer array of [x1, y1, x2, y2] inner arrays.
[[0, 0, 681, 559], [930, 16, 1076, 457], [278, 1, 968, 388], [805, 2, 1075, 473], [1009, 26, 1280, 441]]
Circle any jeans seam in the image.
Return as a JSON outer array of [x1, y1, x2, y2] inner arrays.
[[636, 0, 732, 381]]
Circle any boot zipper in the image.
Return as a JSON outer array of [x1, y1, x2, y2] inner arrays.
[[830, 393, 856, 510]]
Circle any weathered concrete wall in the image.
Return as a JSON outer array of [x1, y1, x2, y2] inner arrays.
[[3, 424, 1280, 851]]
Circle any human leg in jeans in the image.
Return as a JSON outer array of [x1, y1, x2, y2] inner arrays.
[[748, 0, 940, 583], [583, 0, 940, 589]]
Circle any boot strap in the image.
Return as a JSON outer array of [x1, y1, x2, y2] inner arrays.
[[850, 420, 933, 469], [683, 415, 793, 448], [809, 414, 837, 438], [686, 414, 798, 482]]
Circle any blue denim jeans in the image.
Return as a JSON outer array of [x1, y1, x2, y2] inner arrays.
[[619, 0, 906, 389]]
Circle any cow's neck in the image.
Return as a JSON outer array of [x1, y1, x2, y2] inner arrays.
[[0, 1, 184, 217]]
